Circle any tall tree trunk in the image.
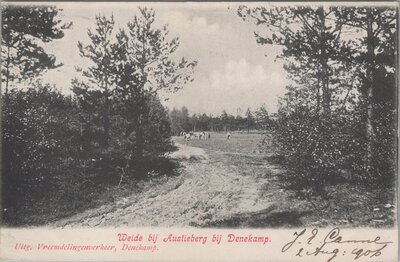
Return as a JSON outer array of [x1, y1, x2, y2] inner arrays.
[[316, 67, 321, 115], [321, 58, 331, 117], [133, 36, 148, 174], [103, 94, 110, 148], [102, 34, 111, 149], [102, 71, 110, 149], [363, 10, 375, 170], [4, 45, 11, 103], [135, 115, 144, 166], [133, 86, 146, 176], [319, 7, 331, 118]]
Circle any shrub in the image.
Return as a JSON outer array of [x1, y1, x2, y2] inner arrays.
[[272, 101, 396, 198], [2, 83, 80, 223]]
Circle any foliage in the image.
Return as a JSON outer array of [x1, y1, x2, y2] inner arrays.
[[1, 7, 193, 225], [111, 8, 196, 168], [274, 107, 346, 197], [239, 5, 397, 197], [1, 5, 71, 89], [75, 14, 117, 148], [254, 105, 272, 130], [1, 83, 80, 223], [141, 95, 174, 158], [168, 107, 273, 134], [169, 106, 190, 134], [71, 9, 196, 178]]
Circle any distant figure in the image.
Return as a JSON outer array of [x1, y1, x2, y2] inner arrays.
[[184, 132, 191, 141], [207, 132, 211, 139], [226, 132, 231, 140], [202, 131, 206, 140]]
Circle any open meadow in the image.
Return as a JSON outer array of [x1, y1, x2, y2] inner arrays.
[[174, 132, 269, 155]]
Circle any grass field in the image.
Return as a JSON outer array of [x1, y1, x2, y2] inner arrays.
[[174, 132, 268, 153]]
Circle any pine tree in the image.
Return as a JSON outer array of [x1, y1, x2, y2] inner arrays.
[[74, 14, 117, 148], [114, 7, 197, 167], [1, 5, 71, 96]]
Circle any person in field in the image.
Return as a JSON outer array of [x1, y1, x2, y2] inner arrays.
[[226, 132, 231, 140]]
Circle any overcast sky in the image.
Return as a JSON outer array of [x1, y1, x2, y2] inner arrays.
[[26, 2, 290, 115]]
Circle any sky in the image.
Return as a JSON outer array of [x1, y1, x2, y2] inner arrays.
[[16, 2, 292, 116]]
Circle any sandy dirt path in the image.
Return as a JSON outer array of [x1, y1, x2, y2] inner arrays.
[[50, 143, 274, 228]]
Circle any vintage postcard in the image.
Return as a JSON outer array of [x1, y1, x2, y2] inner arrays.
[[0, 1, 398, 261]]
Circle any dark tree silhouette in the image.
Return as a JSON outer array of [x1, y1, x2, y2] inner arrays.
[[1, 5, 71, 96], [114, 7, 197, 169]]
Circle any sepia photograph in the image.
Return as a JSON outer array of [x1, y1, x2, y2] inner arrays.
[[1, 0, 397, 234]]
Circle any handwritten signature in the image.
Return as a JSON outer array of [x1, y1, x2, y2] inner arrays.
[[281, 228, 392, 262]]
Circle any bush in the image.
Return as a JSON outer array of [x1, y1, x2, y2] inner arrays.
[[272, 102, 396, 198], [2, 83, 80, 223], [273, 108, 343, 197], [2, 84, 176, 225]]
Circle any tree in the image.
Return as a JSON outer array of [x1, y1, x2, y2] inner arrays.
[[190, 114, 199, 132], [235, 115, 244, 131], [245, 108, 255, 133], [74, 14, 117, 148], [255, 105, 270, 130], [114, 7, 196, 168], [1, 5, 71, 96], [220, 110, 230, 131], [169, 108, 182, 135], [1, 5, 73, 224], [241, 7, 358, 118], [142, 95, 173, 157], [71, 79, 104, 155], [198, 113, 210, 131], [239, 5, 397, 194], [338, 8, 397, 173], [181, 106, 191, 131], [237, 6, 363, 195]]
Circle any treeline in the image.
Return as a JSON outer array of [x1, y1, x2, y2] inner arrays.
[[1, 6, 196, 225], [168, 106, 274, 134], [239, 6, 397, 197]]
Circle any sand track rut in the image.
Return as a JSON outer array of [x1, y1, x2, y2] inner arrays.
[[50, 143, 273, 228]]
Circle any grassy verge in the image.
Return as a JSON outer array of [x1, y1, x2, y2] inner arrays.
[[1, 157, 180, 227]]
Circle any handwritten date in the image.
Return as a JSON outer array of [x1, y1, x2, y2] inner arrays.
[[282, 228, 392, 262]]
